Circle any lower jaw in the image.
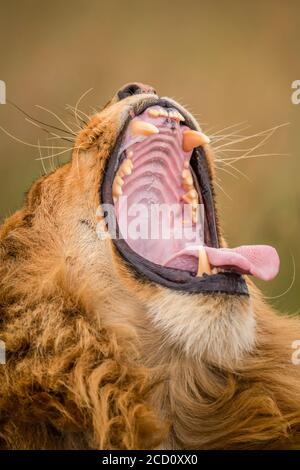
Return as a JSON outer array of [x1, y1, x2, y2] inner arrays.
[[113, 237, 248, 295]]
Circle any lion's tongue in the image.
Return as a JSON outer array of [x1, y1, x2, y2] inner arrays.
[[206, 245, 280, 281], [165, 245, 280, 281]]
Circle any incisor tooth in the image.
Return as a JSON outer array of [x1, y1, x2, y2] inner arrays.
[[147, 108, 160, 118], [182, 130, 210, 152], [131, 120, 159, 136], [197, 246, 211, 276]]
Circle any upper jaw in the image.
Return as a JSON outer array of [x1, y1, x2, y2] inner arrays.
[[101, 96, 249, 296]]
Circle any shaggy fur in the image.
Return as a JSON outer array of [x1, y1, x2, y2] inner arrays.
[[0, 87, 300, 449]]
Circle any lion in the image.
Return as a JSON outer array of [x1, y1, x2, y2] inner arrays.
[[0, 82, 300, 450]]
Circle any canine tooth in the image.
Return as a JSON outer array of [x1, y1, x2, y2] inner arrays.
[[182, 130, 210, 152], [197, 246, 211, 276], [147, 108, 160, 118], [131, 120, 159, 136], [177, 112, 185, 122]]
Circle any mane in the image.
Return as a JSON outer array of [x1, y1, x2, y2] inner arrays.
[[0, 97, 300, 450]]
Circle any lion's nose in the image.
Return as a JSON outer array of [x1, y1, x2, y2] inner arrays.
[[117, 82, 157, 100]]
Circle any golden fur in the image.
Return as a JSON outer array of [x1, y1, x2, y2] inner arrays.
[[0, 88, 300, 449]]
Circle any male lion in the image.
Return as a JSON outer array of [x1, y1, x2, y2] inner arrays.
[[0, 82, 299, 449]]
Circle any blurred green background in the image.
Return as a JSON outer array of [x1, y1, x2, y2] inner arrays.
[[0, 0, 299, 312]]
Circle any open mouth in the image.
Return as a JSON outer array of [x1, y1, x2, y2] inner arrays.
[[101, 98, 279, 294]]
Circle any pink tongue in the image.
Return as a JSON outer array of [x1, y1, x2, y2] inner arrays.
[[205, 245, 280, 281]]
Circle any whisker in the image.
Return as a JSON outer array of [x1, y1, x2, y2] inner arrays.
[[25, 118, 74, 143], [222, 153, 290, 164], [73, 88, 93, 127], [35, 104, 76, 135], [215, 179, 233, 200], [216, 165, 239, 180], [205, 121, 249, 136], [264, 255, 296, 300], [37, 139, 47, 175], [213, 123, 289, 151], [7, 99, 76, 136], [65, 105, 89, 125], [35, 146, 79, 161], [0, 126, 68, 150]]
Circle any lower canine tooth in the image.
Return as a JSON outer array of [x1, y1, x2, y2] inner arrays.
[[131, 120, 159, 136], [182, 129, 210, 152], [197, 246, 212, 276]]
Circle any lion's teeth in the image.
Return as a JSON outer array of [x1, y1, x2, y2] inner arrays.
[[197, 246, 212, 276], [182, 188, 197, 203], [146, 107, 185, 122], [112, 182, 123, 199], [114, 175, 124, 186], [113, 159, 133, 200], [182, 168, 194, 189], [147, 108, 160, 118], [182, 129, 210, 152], [119, 158, 133, 177], [131, 120, 159, 136]]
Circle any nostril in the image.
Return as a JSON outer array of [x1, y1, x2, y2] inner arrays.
[[117, 82, 157, 101]]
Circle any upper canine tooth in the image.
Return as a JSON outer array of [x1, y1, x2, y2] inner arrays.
[[182, 130, 210, 152], [131, 120, 159, 136], [197, 246, 211, 276], [177, 112, 185, 122]]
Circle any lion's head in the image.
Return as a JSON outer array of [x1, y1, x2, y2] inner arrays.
[[11, 82, 277, 366], [2, 83, 300, 451]]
